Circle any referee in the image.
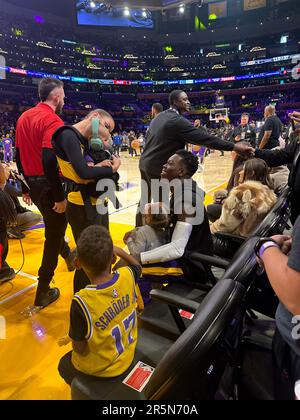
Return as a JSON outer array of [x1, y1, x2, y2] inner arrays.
[[16, 77, 75, 309]]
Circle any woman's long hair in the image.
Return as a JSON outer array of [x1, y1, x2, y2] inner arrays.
[[227, 142, 250, 192], [242, 158, 273, 188], [0, 190, 17, 228]]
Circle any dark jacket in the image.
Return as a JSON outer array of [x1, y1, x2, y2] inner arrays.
[[255, 139, 300, 223], [140, 109, 234, 178], [231, 124, 257, 148]]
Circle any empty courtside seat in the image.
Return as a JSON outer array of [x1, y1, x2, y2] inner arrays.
[[71, 278, 246, 400]]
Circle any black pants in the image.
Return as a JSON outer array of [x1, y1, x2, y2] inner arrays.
[[113, 145, 121, 155], [28, 179, 70, 290], [58, 351, 98, 386], [0, 227, 11, 277], [129, 147, 137, 157], [136, 169, 162, 227], [66, 201, 109, 293], [273, 329, 300, 400]]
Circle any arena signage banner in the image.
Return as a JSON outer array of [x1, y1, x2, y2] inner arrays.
[[244, 0, 267, 11], [5, 65, 282, 86]]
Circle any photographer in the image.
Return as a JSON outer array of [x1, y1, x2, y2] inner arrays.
[[231, 114, 257, 148], [52, 109, 121, 293], [0, 163, 16, 283]]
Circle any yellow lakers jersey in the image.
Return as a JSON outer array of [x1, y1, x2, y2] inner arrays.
[[56, 155, 98, 206], [71, 267, 142, 378]]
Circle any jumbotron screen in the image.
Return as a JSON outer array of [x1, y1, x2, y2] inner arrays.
[[75, 1, 155, 29]]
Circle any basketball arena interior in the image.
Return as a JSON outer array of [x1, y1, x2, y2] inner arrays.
[[0, 0, 300, 403]]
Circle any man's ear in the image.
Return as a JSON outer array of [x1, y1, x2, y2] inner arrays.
[[179, 165, 187, 177], [75, 257, 81, 271]]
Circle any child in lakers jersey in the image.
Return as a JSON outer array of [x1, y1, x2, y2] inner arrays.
[[58, 225, 142, 385]]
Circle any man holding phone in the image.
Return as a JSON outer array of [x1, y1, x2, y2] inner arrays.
[[231, 113, 257, 147], [255, 111, 300, 224]]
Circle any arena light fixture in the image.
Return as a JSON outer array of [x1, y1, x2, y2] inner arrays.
[[87, 64, 102, 70], [212, 64, 227, 69], [179, 4, 185, 14], [250, 46, 266, 52], [124, 54, 138, 59], [165, 54, 179, 59], [42, 57, 58, 64], [129, 67, 143, 72], [206, 52, 221, 57], [124, 7, 130, 17], [90, 1, 96, 8], [170, 66, 184, 72], [36, 41, 52, 49], [81, 49, 97, 56]]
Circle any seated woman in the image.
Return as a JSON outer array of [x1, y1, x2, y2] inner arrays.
[[207, 143, 250, 223], [210, 158, 277, 257], [125, 150, 213, 303]]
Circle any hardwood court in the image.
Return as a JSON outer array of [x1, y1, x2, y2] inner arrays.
[[0, 151, 232, 400]]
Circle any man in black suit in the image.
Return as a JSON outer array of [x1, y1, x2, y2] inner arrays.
[[137, 89, 254, 226]]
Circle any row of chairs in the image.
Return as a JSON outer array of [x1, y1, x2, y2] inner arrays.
[[71, 187, 291, 400]]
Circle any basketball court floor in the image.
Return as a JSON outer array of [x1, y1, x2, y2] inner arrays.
[[0, 151, 232, 400]]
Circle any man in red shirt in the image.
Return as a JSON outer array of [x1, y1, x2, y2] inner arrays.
[[16, 77, 75, 309]]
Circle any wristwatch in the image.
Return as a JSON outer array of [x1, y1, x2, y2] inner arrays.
[[254, 238, 280, 260]]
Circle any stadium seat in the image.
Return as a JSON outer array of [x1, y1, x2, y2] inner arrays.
[[138, 234, 259, 337], [71, 278, 246, 400], [190, 236, 278, 319]]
